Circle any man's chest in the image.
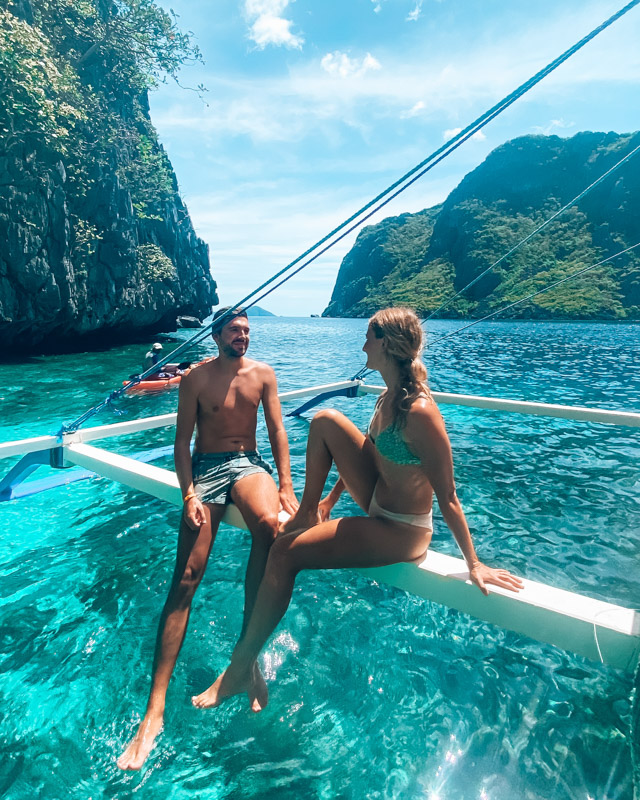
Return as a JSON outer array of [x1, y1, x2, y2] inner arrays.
[[197, 376, 262, 416]]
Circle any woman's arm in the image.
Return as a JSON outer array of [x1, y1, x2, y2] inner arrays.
[[319, 477, 345, 521], [406, 401, 523, 595]]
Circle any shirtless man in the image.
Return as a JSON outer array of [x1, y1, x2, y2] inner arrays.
[[117, 306, 298, 771]]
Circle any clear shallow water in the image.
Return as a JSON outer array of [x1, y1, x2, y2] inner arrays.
[[0, 318, 638, 800]]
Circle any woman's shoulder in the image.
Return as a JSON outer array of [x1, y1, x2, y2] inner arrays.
[[405, 393, 443, 433]]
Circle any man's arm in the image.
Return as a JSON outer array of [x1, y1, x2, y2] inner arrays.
[[174, 372, 206, 529], [261, 366, 298, 515], [406, 402, 523, 595]]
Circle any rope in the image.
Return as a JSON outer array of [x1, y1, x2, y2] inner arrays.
[[424, 140, 640, 321], [424, 241, 640, 350], [60, 0, 640, 433], [352, 139, 640, 381]]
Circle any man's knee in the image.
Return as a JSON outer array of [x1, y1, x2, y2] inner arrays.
[[172, 562, 205, 606], [250, 511, 279, 544]]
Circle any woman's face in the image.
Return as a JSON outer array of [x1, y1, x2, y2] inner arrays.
[[362, 325, 385, 370]]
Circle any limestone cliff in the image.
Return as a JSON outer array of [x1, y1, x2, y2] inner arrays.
[[0, 0, 218, 353], [324, 131, 640, 320]]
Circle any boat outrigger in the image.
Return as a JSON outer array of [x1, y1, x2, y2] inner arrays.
[[2, 379, 639, 674]]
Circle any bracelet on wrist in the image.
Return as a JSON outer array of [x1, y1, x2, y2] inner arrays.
[[183, 492, 197, 503]]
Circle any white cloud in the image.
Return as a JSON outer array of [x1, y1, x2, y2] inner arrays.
[[321, 51, 382, 79], [244, 0, 303, 49], [153, 3, 640, 147], [532, 118, 576, 136], [371, 0, 382, 13], [407, 1, 423, 22], [443, 127, 486, 142], [402, 100, 426, 118]]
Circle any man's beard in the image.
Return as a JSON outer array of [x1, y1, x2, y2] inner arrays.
[[220, 342, 246, 358]]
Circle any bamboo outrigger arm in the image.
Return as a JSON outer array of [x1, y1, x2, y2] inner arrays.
[[1, 380, 639, 673], [55, 441, 640, 675]]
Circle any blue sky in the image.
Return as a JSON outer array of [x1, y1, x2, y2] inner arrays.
[[150, 0, 640, 316]]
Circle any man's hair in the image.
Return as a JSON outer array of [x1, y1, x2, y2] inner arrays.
[[211, 306, 248, 335]]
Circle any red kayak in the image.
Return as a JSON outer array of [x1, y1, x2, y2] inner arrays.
[[124, 361, 206, 394]]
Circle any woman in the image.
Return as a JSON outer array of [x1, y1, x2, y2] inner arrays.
[[191, 307, 523, 710]]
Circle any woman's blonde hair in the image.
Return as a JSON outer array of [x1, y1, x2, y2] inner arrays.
[[369, 307, 429, 427]]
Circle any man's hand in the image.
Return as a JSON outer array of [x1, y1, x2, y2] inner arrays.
[[278, 486, 299, 517], [184, 497, 207, 530], [469, 561, 524, 596]]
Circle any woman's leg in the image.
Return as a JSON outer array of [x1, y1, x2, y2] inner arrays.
[[281, 409, 378, 532], [192, 514, 430, 708]]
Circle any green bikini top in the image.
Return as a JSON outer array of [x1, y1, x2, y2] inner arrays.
[[368, 398, 421, 466]]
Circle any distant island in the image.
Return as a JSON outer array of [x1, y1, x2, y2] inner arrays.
[[323, 131, 640, 321], [246, 306, 276, 317]]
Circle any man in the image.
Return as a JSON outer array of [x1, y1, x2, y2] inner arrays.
[[118, 307, 298, 771], [144, 342, 163, 371]]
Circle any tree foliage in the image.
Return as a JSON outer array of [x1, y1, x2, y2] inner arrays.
[[1, 0, 202, 272]]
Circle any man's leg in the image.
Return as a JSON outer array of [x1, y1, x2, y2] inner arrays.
[[229, 472, 280, 633], [192, 471, 279, 712], [117, 502, 226, 770]]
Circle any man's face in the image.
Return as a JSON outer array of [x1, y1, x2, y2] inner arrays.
[[214, 315, 250, 358]]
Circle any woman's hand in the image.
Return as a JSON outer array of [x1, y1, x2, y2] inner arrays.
[[469, 561, 524, 596], [184, 496, 207, 529]]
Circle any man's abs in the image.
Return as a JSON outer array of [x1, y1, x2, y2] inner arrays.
[[194, 402, 261, 453]]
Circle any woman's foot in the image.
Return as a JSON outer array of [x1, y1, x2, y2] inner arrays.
[[247, 661, 269, 712], [117, 711, 164, 771], [191, 660, 266, 711], [278, 506, 321, 534]]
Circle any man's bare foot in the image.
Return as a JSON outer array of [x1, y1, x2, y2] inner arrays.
[[247, 661, 268, 713], [116, 712, 163, 771], [191, 663, 253, 709], [278, 507, 321, 535]]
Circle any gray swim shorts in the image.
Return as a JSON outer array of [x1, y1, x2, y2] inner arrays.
[[192, 450, 273, 505]]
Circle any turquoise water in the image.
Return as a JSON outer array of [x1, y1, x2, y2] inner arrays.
[[0, 317, 638, 799]]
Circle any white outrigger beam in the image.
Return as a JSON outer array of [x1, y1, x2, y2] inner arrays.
[[1, 380, 639, 673]]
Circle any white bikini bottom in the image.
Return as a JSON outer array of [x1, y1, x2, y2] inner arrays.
[[368, 488, 433, 530]]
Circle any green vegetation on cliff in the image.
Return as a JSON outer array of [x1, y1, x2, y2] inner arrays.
[[0, 0, 217, 352], [324, 132, 640, 321], [2, 0, 197, 222]]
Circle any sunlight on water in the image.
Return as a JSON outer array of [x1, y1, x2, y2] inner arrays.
[[0, 318, 638, 799]]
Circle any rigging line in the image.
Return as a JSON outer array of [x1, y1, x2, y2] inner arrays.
[[423, 140, 640, 322], [61, 100, 517, 434], [61, 0, 640, 432], [351, 140, 640, 383], [354, 241, 640, 381], [95, 0, 640, 371], [239, 102, 517, 315], [424, 241, 640, 350]]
